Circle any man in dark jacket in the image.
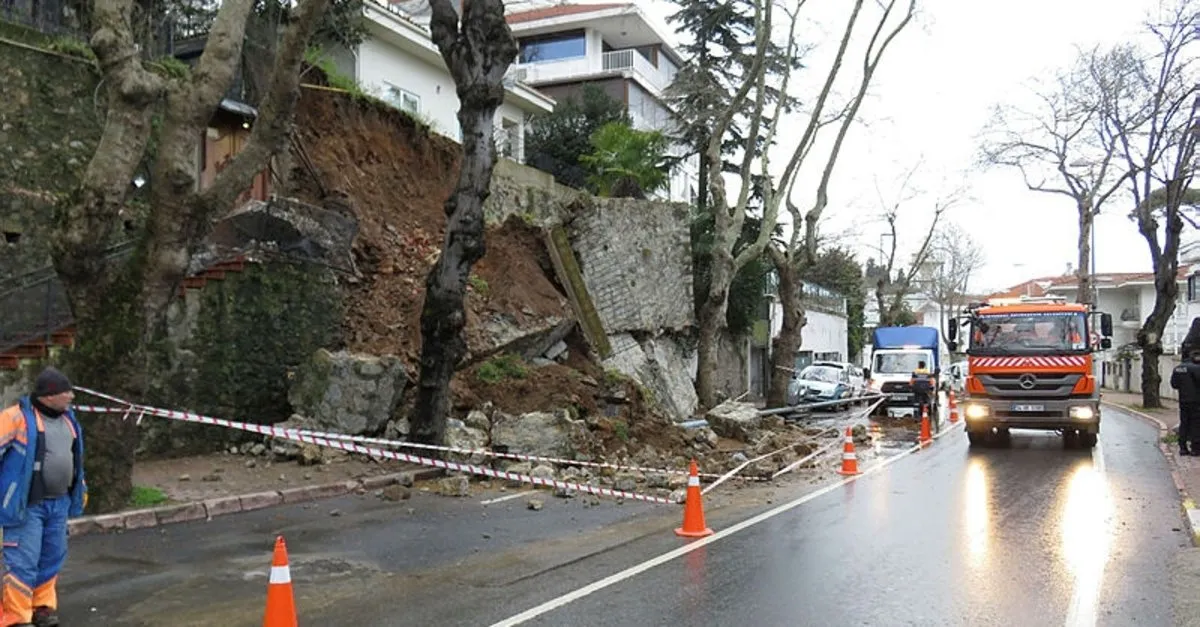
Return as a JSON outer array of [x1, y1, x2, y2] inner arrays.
[[1170, 351, 1200, 455]]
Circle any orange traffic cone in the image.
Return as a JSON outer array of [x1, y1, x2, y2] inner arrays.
[[264, 535, 298, 627], [675, 459, 714, 538], [948, 391, 960, 424], [919, 405, 932, 446], [837, 426, 861, 476]]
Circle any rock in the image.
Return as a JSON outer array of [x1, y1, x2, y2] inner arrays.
[[670, 488, 687, 504], [201, 473, 221, 482], [245, 460, 257, 468], [527, 498, 544, 511], [668, 473, 688, 489], [706, 401, 762, 441], [298, 444, 325, 466], [646, 472, 670, 489], [330, 509, 342, 517], [554, 486, 576, 498], [491, 409, 592, 458], [731, 452, 749, 464], [438, 475, 471, 497], [251, 443, 267, 456], [386, 417, 411, 439], [381, 485, 411, 501], [463, 410, 491, 431], [445, 419, 489, 454], [544, 340, 568, 360], [559, 466, 583, 482], [614, 471, 641, 492], [288, 349, 408, 436], [852, 424, 869, 444], [398, 473, 415, 488], [178, 474, 191, 482], [530, 464, 555, 480]]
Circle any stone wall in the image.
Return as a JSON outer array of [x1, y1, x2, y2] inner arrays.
[[0, 27, 105, 281], [568, 199, 694, 334]]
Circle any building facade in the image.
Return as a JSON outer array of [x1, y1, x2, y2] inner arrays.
[[503, 2, 699, 203], [326, 0, 556, 162]]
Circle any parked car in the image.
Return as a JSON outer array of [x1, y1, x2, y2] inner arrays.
[[787, 361, 862, 408]]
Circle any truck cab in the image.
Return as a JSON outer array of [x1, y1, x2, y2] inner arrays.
[[947, 295, 1113, 448]]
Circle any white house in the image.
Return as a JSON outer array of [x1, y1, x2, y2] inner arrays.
[[325, 0, 556, 162], [502, 2, 699, 203]]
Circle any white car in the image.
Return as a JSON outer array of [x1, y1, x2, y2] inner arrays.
[[787, 361, 866, 407]]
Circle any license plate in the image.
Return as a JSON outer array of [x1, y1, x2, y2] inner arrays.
[[890, 394, 912, 401], [1012, 404, 1044, 412]]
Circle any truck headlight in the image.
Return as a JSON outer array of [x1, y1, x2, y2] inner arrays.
[[964, 404, 988, 419], [1069, 406, 1095, 420]]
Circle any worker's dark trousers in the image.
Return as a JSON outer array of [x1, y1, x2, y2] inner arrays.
[[1183, 402, 1200, 452]]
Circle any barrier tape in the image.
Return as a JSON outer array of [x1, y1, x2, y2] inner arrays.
[[71, 387, 777, 482], [73, 401, 760, 483], [703, 397, 888, 494], [70, 388, 677, 505]]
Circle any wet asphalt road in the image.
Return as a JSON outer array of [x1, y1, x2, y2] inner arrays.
[[57, 405, 1188, 626]]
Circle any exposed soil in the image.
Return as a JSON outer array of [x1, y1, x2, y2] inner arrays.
[[290, 88, 569, 368]]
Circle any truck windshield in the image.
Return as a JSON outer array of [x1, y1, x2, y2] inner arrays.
[[970, 312, 1088, 354], [874, 352, 925, 374]]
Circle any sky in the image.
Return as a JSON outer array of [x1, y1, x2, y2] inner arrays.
[[631, 0, 1179, 295]]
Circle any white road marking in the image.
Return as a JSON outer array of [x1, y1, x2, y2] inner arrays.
[[1063, 439, 1111, 627], [481, 491, 537, 505], [490, 421, 964, 626]]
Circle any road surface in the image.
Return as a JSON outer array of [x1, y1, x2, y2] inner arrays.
[[57, 405, 1190, 626]]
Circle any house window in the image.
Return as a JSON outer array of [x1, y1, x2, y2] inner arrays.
[[384, 83, 420, 114], [519, 30, 586, 63], [1189, 273, 1200, 302], [496, 117, 521, 161]]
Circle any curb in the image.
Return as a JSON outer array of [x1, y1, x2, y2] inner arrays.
[[1102, 400, 1200, 545], [67, 467, 445, 537]]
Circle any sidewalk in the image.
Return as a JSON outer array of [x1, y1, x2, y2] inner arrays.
[[1101, 391, 1200, 544]]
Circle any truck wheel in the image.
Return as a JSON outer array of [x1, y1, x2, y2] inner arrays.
[[1080, 431, 1098, 448], [967, 429, 986, 447]]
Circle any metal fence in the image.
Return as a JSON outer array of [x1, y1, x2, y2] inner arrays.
[[0, 274, 73, 355], [0, 0, 85, 38]]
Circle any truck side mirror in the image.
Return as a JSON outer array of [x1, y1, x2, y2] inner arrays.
[[1101, 337, 1112, 349], [1101, 313, 1113, 336], [946, 321, 957, 341], [948, 340, 958, 352]]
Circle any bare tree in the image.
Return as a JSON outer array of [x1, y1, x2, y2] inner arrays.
[[923, 222, 986, 340], [874, 199, 949, 327], [1098, 0, 1200, 408], [49, 0, 331, 512], [408, 0, 520, 444], [762, 0, 915, 407], [979, 50, 1134, 305]]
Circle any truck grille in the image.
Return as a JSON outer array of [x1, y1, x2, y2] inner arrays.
[[881, 382, 911, 393], [977, 372, 1082, 399]]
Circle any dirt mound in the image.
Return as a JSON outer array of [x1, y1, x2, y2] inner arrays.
[[290, 89, 570, 365]]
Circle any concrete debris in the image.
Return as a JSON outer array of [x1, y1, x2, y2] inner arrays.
[[438, 475, 471, 497], [287, 349, 408, 436], [527, 498, 544, 511], [706, 401, 762, 440]]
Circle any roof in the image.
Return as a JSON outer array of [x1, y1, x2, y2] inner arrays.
[[507, 3, 631, 24], [986, 268, 1195, 300]]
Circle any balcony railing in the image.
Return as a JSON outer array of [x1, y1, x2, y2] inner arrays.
[[507, 49, 675, 95]]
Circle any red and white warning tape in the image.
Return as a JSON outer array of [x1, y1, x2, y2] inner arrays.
[[71, 387, 677, 505], [73, 388, 754, 481]]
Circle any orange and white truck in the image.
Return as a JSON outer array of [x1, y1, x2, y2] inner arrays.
[[946, 295, 1114, 448]]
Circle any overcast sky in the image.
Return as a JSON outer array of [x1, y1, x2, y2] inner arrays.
[[634, 0, 1180, 294]]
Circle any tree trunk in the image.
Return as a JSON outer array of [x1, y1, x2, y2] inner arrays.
[[410, 0, 516, 444], [1076, 206, 1093, 305], [696, 245, 734, 408], [1138, 204, 1184, 409], [766, 254, 804, 407], [409, 109, 496, 444]]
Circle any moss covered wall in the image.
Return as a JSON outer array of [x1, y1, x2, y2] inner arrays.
[[142, 260, 344, 457], [0, 25, 103, 279]]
